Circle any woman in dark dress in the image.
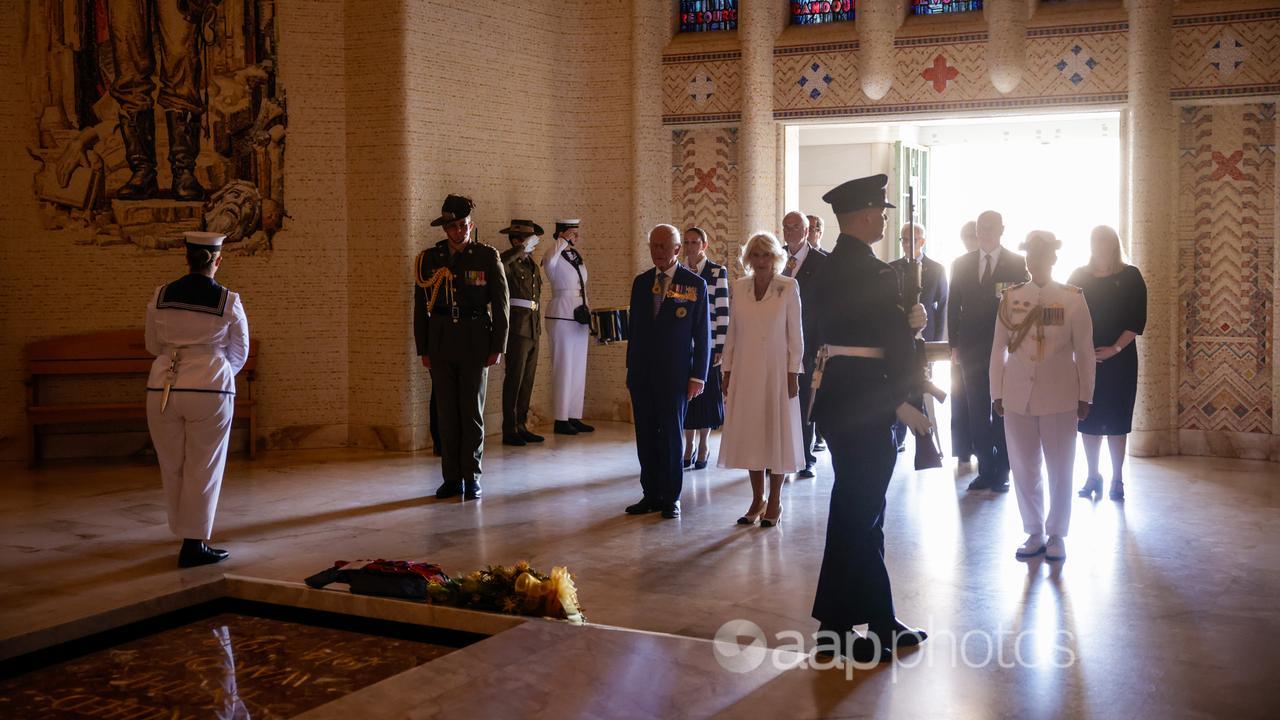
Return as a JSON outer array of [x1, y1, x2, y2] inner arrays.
[[681, 227, 730, 469], [1068, 225, 1147, 501]]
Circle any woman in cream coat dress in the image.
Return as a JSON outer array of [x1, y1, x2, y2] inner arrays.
[[718, 231, 805, 528]]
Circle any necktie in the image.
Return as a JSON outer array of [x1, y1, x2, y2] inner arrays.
[[653, 273, 669, 317], [980, 254, 992, 286], [783, 255, 797, 277]]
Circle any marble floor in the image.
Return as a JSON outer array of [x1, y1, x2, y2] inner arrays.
[[1, 423, 1277, 719]]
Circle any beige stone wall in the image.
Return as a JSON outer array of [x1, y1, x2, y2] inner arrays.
[[0, 0, 352, 460], [0, 0, 634, 461]]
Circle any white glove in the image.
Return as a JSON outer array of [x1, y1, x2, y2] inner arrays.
[[895, 402, 932, 435], [907, 303, 927, 331], [522, 234, 540, 254]]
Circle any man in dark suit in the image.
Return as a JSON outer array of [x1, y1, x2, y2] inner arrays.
[[950, 220, 979, 465], [946, 210, 1029, 492], [783, 210, 828, 478], [890, 222, 949, 451], [624, 225, 710, 519]]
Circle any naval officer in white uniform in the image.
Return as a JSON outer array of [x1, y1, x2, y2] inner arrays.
[[542, 219, 594, 435], [991, 230, 1095, 563], [145, 231, 250, 567]]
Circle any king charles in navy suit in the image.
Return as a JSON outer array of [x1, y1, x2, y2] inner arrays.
[[625, 225, 711, 519]]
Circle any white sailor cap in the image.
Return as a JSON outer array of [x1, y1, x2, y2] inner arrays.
[[554, 219, 581, 231], [183, 231, 227, 249]]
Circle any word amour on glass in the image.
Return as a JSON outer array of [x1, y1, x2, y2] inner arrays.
[[792, 1, 854, 25], [680, 0, 738, 33], [912, 0, 982, 15]]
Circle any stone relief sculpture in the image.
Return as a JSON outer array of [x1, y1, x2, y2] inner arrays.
[[23, 0, 286, 254]]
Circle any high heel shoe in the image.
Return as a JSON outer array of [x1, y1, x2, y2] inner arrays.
[[1077, 474, 1103, 498], [1109, 479, 1125, 501], [693, 453, 709, 470], [682, 456, 694, 470], [737, 501, 766, 525], [760, 505, 783, 528]]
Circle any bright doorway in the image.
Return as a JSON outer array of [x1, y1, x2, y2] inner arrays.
[[786, 111, 1123, 276]]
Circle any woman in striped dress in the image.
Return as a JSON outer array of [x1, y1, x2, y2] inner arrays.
[[682, 226, 730, 469]]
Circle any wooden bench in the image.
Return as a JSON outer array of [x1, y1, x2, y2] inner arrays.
[[25, 329, 258, 466]]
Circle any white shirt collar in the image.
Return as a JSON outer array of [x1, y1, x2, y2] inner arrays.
[[655, 262, 678, 280], [692, 257, 707, 275]]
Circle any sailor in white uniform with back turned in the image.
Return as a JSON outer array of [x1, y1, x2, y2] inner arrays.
[[145, 231, 249, 567], [542, 219, 595, 435]]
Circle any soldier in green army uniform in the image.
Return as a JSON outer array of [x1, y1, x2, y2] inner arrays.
[[498, 219, 545, 447], [414, 195, 510, 500]]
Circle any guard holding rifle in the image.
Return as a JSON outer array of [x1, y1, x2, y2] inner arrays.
[[891, 195, 947, 468], [809, 174, 930, 664], [414, 194, 510, 501]]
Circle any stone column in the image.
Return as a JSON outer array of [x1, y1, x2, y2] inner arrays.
[[1125, 0, 1177, 456], [740, 0, 782, 235], [631, 1, 672, 272], [858, 0, 904, 101], [985, 0, 1028, 94]]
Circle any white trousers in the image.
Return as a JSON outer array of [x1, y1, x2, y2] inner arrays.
[[1005, 410, 1077, 537], [146, 391, 234, 539], [547, 318, 589, 421]]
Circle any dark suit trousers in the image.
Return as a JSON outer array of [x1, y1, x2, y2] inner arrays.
[[950, 361, 974, 460], [961, 353, 1008, 480], [812, 420, 897, 629], [630, 380, 688, 505], [502, 334, 538, 435], [429, 390, 440, 449], [431, 359, 488, 486], [799, 363, 817, 467]]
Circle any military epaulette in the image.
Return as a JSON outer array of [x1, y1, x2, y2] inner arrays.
[[1061, 283, 1083, 294], [999, 281, 1027, 295]]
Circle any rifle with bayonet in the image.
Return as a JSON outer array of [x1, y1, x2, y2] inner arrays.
[[902, 186, 946, 470]]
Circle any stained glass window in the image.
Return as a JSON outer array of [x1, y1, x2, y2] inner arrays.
[[791, 1, 855, 25], [680, 1, 738, 33], [911, 0, 982, 15]]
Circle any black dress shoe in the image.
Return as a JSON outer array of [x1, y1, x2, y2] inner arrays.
[[464, 481, 482, 500], [435, 482, 462, 499], [502, 434, 527, 446], [991, 480, 1010, 493], [625, 498, 659, 515], [876, 621, 928, 651], [569, 419, 595, 432], [178, 539, 229, 568], [554, 420, 578, 435], [519, 429, 545, 443], [849, 635, 893, 664], [796, 464, 815, 479], [661, 501, 681, 519], [967, 475, 991, 491]]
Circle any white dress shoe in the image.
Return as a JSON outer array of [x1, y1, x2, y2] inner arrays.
[[1015, 534, 1047, 559], [1045, 536, 1067, 561]]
